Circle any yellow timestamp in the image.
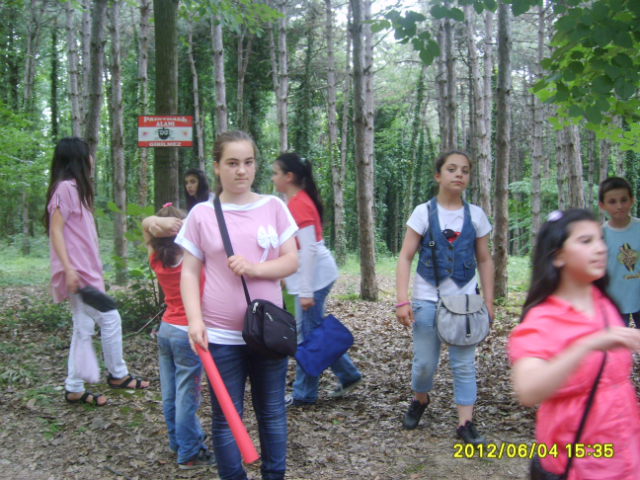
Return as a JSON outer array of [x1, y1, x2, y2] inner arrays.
[[453, 442, 614, 460]]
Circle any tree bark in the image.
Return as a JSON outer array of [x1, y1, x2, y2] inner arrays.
[[22, 189, 29, 255], [276, 0, 289, 152], [109, 0, 127, 284], [531, 3, 544, 251], [153, 0, 179, 210], [50, 28, 59, 139], [211, 14, 227, 135], [236, 28, 253, 132], [84, 0, 108, 161], [137, 0, 150, 205], [350, 0, 377, 300], [598, 138, 610, 222], [483, 10, 493, 149], [493, 2, 511, 301], [556, 127, 566, 210], [81, 0, 91, 132], [65, 1, 82, 137], [188, 14, 205, 171], [565, 124, 584, 209], [444, 16, 457, 150], [587, 130, 596, 212], [23, 0, 45, 112], [464, 5, 490, 217]]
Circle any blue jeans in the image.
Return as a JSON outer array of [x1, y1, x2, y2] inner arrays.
[[411, 300, 477, 406], [292, 282, 362, 403], [157, 322, 206, 464], [208, 343, 288, 480]]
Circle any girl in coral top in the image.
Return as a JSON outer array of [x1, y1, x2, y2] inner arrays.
[[508, 209, 640, 480]]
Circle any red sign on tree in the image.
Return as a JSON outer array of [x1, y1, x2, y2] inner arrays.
[[138, 116, 193, 147]]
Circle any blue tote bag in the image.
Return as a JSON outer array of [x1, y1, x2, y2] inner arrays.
[[294, 314, 354, 377]]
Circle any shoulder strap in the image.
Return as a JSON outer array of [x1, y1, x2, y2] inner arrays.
[[427, 202, 441, 294], [213, 196, 252, 306]]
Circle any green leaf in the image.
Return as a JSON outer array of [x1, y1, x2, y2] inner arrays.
[[124, 232, 136, 242], [94, 207, 106, 218], [585, 104, 603, 124], [511, 1, 530, 16], [430, 4, 448, 19], [592, 27, 614, 47], [126, 203, 143, 216], [540, 58, 553, 70], [107, 201, 122, 214], [570, 51, 584, 60], [531, 79, 548, 93], [426, 39, 441, 58], [602, 62, 622, 79], [567, 61, 584, 74], [555, 82, 570, 102], [483, 0, 497, 12], [614, 31, 633, 48], [567, 104, 583, 117], [595, 96, 610, 112], [474, 1, 484, 15], [419, 48, 435, 66], [418, 31, 431, 41], [615, 80, 636, 100], [555, 15, 577, 32], [562, 70, 576, 82], [613, 52, 633, 69], [370, 20, 390, 34], [143, 205, 156, 217], [591, 75, 614, 95], [448, 8, 464, 22]]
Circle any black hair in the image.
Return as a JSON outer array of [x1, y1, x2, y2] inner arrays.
[[212, 130, 258, 196], [42, 137, 94, 235], [148, 205, 187, 268], [521, 208, 615, 322], [275, 152, 324, 223], [598, 176, 634, 203], [434, 150, 473, 174], [183, 168, 210, 211]]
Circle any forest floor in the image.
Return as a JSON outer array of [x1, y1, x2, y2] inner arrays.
[[1, 272, 548, 480]]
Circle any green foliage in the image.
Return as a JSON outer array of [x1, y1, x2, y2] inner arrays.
[[13, 296, 72, 333]]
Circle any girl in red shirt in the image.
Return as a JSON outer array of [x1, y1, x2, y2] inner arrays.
[[508, 209, 640, 480]]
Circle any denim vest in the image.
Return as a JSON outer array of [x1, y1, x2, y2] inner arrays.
[[416, 197, 477, 288]]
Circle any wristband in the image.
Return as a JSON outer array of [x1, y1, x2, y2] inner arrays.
[[395, 301, 411, 308]]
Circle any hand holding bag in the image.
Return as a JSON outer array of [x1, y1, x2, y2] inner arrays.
[[427, 205, 490, 347], [214, 197, 297, 360]]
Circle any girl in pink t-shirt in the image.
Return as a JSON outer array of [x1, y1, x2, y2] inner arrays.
[[508, 209, 640, 480], [177, 130, 298, 480], [44, 137, 148, 406]]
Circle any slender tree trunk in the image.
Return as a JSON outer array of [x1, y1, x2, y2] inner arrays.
[[81, 0, 91, 133], [109, 0, 127, 284], [236, 28, 253, 131], [465, 5, 490, 217], [65, 1, 81, 137], [350, 0, 377, 300], [459, 89, 467, 151], [138, 0, 150, 205], [436, 21, 447, 147], [210, 14, 227, 135], [565, 124, 584, 208], [587, 130, 596, 212], [531, 3, 544, 250], [188, 14, 205, 170], [598, 138, 610, 221], [22, 190, 30, 255], [84, 0, 108, 161], [483, 10, 493, 162], [23, 0, 45, 112], [50, 29, 59, 139], [153, 0, 179, 210], [556, 128, 566, 210], [444, 16, 457, 150], [276, 0, 289, 152], [493, 2, 511, 301]]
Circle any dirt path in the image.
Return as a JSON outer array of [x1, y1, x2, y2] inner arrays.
[[0, 278, 535, 479]]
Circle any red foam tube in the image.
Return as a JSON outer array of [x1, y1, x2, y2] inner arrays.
[[196, 344, 260, 464]]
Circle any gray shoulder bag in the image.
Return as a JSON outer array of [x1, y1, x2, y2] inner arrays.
[[427, 205, 490, 347]]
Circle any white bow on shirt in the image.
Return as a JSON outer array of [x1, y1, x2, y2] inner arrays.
[[257, 225, 278, 262]]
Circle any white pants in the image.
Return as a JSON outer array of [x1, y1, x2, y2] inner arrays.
[[66, 294, 128, 393]]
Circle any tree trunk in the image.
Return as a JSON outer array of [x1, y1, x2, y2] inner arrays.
[[236, 28, 253, 132], [598, 138, 610, 221], [556, 128, 566, 210], [587, 130, 596, 212], [188, 14, 205, 171], [276, 0, 289, 152], [153, 0, 179, 210], [565, 124, 584, 209], [483, 10, 493, 149], [210, 14, 227, 135], [65, 1, 82, 137], [493, 2, 511, 301], [464, 5, 490, 217], [138, 0, 150, 205], [350, 0, 377, 301], [444, 16, 457, 150], [109, 0, 127, 284], [436, 21, 447, 147], [23, 0, 45, 112], [531, 3, 544, 250], [22, 190, 29, 255], [50, 28, 59, 140], [84, 0, 108, 161], [81, 0, 91, 133]]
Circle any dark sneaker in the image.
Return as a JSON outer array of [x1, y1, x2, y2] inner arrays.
[[178, 448, 216, 470], [456, 421, 486, 446], [402, 396, 430, 430], [328, 376, 364, 398], [284, 394, 315, 408], [170, 433, 209, 454]]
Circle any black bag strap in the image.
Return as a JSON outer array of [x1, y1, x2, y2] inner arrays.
[[213, 196, 252, 306], [562, 308, 609, 478], [426, 202, 440, 296]]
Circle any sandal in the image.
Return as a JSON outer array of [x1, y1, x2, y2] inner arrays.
[[65, 390, 107, 406], [107, 373, 148, 390]]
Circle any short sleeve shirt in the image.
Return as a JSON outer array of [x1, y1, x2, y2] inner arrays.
[[508, 287, 640, 479], [47, 180, 104, 303], [175, 196, 297, 344], [288, 190, 323, 241]]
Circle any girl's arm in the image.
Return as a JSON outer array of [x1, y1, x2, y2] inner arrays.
[[513, 326, 640, 406], [181, 250, 207, 353], [227, 236, 298, 280], [297, 226, 318, 310], [141, 216, 183, 255], [475, 234, 495, 320], [396, 227, 422, 327], [50, 208, 80, 293]]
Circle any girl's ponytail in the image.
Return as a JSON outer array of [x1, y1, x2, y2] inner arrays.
[[276, 153, 324, 223]]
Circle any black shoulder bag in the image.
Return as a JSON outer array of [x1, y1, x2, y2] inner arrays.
[[213, 197, 297, 360], [530, 310, 609, 480]]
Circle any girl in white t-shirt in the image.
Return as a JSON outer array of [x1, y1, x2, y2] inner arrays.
[[395, 151, 494, 445], [177, 130, 298, 480]]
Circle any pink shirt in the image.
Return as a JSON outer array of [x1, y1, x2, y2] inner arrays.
[[48, 180, 105, 303], [508, 287, 640, 480], [176, 196, 297, 344]]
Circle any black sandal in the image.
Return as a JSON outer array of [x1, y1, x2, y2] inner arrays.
[[107, 373, 148, 390], [65, 390, 107, 406]]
